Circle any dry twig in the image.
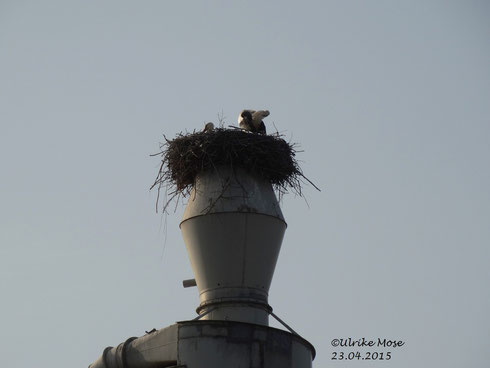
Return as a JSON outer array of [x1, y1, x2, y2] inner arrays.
[[151, 128, 319, 212]]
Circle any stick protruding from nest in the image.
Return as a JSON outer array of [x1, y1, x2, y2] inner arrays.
[[150, 128, 319, 212]]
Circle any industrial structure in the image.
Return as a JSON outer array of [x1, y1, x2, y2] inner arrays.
[[89, 166, 315, 367]]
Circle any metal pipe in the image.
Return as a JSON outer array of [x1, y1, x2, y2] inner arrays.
[[182, 278, 197, 288], [88, 325, 178, 368]]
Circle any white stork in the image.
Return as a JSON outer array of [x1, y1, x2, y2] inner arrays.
[[238, 109, 269, 134], [202, 122, 214, 132]]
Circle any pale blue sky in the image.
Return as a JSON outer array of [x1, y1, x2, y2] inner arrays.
[[1, 1, 489, 367]]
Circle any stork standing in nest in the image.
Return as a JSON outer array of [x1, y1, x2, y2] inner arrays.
[[238, 109, 269, 134]]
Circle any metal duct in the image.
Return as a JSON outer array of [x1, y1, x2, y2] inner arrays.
[[180, 167, 286, 325]]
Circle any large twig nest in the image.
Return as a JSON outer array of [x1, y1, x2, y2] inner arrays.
[[151, 128, 318, 212]]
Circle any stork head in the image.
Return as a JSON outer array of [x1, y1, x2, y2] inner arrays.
[[203, 122, 214, 132], [240, 110, 253, 121]]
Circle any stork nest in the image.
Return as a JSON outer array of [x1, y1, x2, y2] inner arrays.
[[151, 128, 318, 212]]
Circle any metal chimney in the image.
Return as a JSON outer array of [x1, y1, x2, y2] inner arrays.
[[180, 166, 286, 326], [89, 130, 316, 368]]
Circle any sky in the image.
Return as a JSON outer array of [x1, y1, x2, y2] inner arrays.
[[0, 1, 489, 367]]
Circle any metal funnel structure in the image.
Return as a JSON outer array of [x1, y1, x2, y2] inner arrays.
[[180, 166, 286, 325], [89, 132, 317, 368]]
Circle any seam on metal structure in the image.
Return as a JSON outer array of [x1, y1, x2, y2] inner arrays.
[[101, 346, 112, 368], [121, 337, 137, 368]]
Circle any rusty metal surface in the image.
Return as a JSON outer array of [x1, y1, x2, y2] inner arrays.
[[89, 320, 315, 368], [178, 320, 314, 368]]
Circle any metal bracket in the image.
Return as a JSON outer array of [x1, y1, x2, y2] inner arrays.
[[269, 311, 300, 337]]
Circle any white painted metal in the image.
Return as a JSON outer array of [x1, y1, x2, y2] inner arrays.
[[180, 167, 287, 325]]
